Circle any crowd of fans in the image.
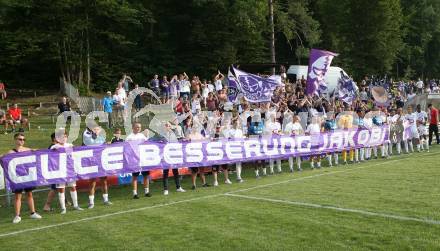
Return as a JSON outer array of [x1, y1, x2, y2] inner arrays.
[[4, 71, 440, 224]]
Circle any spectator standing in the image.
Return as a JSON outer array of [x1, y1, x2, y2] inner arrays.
[[9, 133, 42, 223], [416, 78, 424, 94], [179, 73, 190, 98], [428, 104, 440, 145], [102, 91, 115, 128]]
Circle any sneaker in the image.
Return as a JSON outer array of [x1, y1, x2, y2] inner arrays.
[[298, 168, 303, 171], [225, 179, 232, 184], [289, 168, 294, 173], [255, 175, 261, 179], [191, 185, 196, 190], [60, 209, 67, 214], [163, 190, 169, 196], [12, 216, 21, 224], [73, 206, 84, 211], [104, 201, 112, 205], [202, 183, 210, 187], [145, 193, 152, 197], [213, 181, 219, 187], [30, 212, 42, 219], [88, 204, 94, 209], [133, 195, 139, 199], [176, 187, 186, 192], [237, 179, 244, 183]]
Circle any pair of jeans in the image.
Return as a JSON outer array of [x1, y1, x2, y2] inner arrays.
[[162, 169, 181, 190], [429, 124, 440, 145]]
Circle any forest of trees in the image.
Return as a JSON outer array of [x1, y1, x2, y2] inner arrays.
[[0, 0, 439, 92]]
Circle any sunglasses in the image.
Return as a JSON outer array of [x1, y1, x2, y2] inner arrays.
[[17, 138, 26, 141]]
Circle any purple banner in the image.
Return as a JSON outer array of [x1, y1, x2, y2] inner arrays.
[[306, 49, 338, 96], [227, 68, 239, 102], [0, 127, 389, 190]]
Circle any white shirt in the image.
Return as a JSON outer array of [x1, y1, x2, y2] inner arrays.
[[405, 113, 417, 127], [191, 99, 201, 114], [207, 84, 215, 93], [179, 80, 191, 93], [215, 80, 223, 91], [416, 111, 428, 124], [126, 132, 148, 141], [228, 128, 244, 139], [417, 80, 424, 89], [264, 121, 281, 135], [306, 123, 321, 134], [284, 122, 303, 135], [50, 143, 73, 149]]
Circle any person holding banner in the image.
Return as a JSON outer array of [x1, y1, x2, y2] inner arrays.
[[126, 122, 151, 199], [211, 125, 233, 186], [9, 133, 42, 223], [83, 126, 112, 209], [265, 112, 283, 174], [228, 118, 245, 182], [306, 116, 322, 169], [162, 122, 186, 195], [284, 115, 303, 171], [248, 112, 266, 178], [393, 108, 406, 154], [323, 113, 339, 166], [51, 129, 84, 214], [187, 119, 210, 190]]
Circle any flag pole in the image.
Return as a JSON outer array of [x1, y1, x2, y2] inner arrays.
[[269, 0, 276, 75]]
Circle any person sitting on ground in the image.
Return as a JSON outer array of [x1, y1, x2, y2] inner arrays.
[[9, 133, 42, 223], [8, 103, 29, 132], [0, 106, 12, 133]]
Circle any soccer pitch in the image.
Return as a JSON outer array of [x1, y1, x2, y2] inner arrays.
[[0, 144, 439, 250]]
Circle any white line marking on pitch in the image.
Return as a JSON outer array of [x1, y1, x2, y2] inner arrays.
[[0, 151, 436, 238], [224, 193, 440, 225]]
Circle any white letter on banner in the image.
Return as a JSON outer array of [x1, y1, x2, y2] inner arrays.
[[244, 139, 261, 158], [41, 153, 67, 180], [7, 156, 38, 184], [225, 141, 243, 159], [139, 145, 161, 167], [262, 138, 279, 156], [186, 143, 203, 163], [369, 127, 383, 146], [206, 141, 224, 161], [318, 134, 329, 151], [101, 147, 124, 171], [345, 130, 357, 147], [72, 150, 98, 175], [357, 130, 370, 146], [280, 137, 296, 154], [329, 132, 343, 150], [164, 143, 183, 165], [297, 136, 311, 153]]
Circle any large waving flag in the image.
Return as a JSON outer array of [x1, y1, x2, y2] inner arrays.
[[230, 67, 281, 103], [306, 49, 338, 96], [338, 71, 358, 104]]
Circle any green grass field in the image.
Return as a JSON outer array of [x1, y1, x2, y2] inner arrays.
[[0, 116, 440, 250]]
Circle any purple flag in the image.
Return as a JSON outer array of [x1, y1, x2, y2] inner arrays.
[[232, 67, 281, 103], [338, 71, 358, 104], [306, 49, 338, 96]]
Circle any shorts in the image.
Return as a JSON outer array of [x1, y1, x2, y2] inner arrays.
[[132, 171, 150, 177], [56, 182, 76, 189], [212, 165, 228, 172], [13, 187, 35, 194], [418, 125, 428, 136], [50, 184, 57, 190], [407, 127, 419, 139], [190, 167, 199, 174]]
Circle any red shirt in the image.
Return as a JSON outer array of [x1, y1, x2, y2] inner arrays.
[[8, 108, 22, 120], [430, 108, 439, 125]]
